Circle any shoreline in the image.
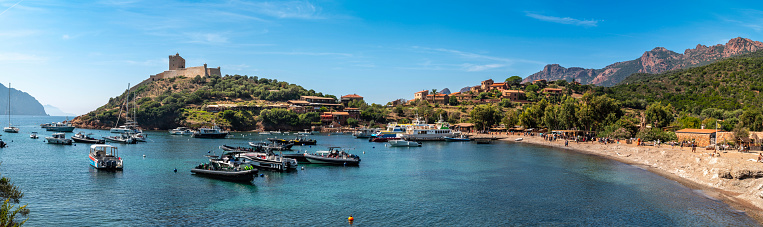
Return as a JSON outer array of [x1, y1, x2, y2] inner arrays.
[[481, 133, 763, 224]]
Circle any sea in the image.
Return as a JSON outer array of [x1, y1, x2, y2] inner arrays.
[[0, 116, 758, 226]]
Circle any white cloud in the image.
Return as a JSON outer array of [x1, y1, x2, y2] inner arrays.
[[525, 12, 599, 27], [185, 33, 229, 44], [62, 34, 70, 39], [236, 0, 323, 19], [463, 63, 505, 72], [0, 52, 47, 61]]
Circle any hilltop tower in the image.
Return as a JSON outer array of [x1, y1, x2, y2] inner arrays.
[[169, 53, 185, 70]]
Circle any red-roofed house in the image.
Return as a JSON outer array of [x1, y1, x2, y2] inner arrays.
[[341, 94, 364, 106], [414, 90, 429, 100], [321, 112, 351, 125], [425, 93, 449, 105], [542, 88, 564, 96], [502, 90, 526, 101]]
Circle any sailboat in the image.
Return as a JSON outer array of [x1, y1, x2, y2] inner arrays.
[[110, 83, 142, 135], [3, 83, 19, 133]]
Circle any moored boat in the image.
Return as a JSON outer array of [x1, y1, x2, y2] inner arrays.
[[191, 154, 258, 182], [169, 127, 194, 135], [42, 121, 75, 132], [444, 135, 471, 142], [353, 128, 378, 138], [0, 139, 5, 148], [388, 140, 422, 147], [249, 141, 293, 151], [192, 125, 228, 138], [46, 133, 72, 145], [303, 147, 361, 166], [72, 132, 105, 144], [234, 150, 299, 172], [89, 144, 123, 170], [30, 132, 38, 139], [3, 83, 19, 133], [103, 133, 137, 144]]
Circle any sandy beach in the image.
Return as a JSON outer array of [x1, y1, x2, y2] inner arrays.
[[480, 133, 763, 223]]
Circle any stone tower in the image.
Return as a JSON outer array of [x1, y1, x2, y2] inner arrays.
[[169, 53, 185, 70]]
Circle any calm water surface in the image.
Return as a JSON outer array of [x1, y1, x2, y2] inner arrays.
[[0, 116, 758, 226]]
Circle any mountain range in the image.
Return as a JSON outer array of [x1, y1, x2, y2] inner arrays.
[[0, 83, 47, 116], [522, 37, 763, 86]]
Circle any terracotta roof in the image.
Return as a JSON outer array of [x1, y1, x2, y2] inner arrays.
[[342, 94, 363, 98], [450, 92, 461, 95], [287, 100, 310, 105], [676, 129, 723, 134], [543, 88, 563, 92], [323, 112, 350, 116], [505, 90, 524, 93], [427, 94, 448, 97], [415, 90, 428, 94], [301, 96, 336, 100]]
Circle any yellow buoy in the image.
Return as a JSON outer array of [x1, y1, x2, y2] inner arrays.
[[348, 216, 354, 224]]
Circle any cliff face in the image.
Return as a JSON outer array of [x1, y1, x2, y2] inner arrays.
[[0, 83, 48, 115], [524, 37, 763, 86]]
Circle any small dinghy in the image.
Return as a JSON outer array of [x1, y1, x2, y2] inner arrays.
[[515, 138, 523, 141]]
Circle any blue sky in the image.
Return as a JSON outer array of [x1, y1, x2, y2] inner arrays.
[[1, 0, 762, 115]]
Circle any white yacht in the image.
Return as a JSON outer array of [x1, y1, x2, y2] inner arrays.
[[45, 133, 72, 145], [169, 127, 194, 135], [192, 125, 228, 139], [399, 118, 458, 141]]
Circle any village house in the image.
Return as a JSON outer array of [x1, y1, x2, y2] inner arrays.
[[425, 93, 449, 105], [542, 88, 564, 96], [341, 94, 364, 106], [414, 90, 429, 100], [449, 92, 476, 102], [675, 129, 721, 147], [502, 90, 526, 101], [287, 96, 342, 112], [344, 108, 361, 119], [321, 112, 350, 125]]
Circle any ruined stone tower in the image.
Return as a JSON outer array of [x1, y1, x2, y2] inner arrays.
[[169, 53, 185, 70]]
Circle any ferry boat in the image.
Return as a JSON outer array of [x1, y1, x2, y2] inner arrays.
[[303, 147, 361, 166], [399, 118, 457, 141], [192, 125, 228, 139], [45, 133, 72, 145], [89, 144, 123, 170]]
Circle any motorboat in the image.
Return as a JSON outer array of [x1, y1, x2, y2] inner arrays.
[[303, 147, 361, 166], [249, 141, 293, 151], [515, 138, 523, 141], [89, 144, 123, 170], [220, 145, 262, 152], [130, 132, 147, 142], [42, 121, 75, 132], [268, 136, 316, 145], [297, 130, 312, 136], [45, 133, 72, 145], [473, 138, 492, 144], [369, 134, 401, 142], [234, 150, 299, 172], [169, 127, 194, 135], [388, 140, 422, 147], [0, 139, 5, 148], [444, 135, 471, 142], [3, 83, 19, 133], [192, 125, 228, 138], [30, 132, 38, 139], [72, 132, 105, 144], [103, 133, 137, 144], [353, 128, 378, 138], [191, 154, 258, 182]]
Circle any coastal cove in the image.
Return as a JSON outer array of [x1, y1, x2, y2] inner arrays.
[[0, 116, 758, 226]]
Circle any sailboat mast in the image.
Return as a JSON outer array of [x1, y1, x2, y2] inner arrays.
[[126, 83, 130, 120], [7, 83, 10, 126]]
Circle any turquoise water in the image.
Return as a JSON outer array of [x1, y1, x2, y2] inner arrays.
[[0, 116, 759, 226]]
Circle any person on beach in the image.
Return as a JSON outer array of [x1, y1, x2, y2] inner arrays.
[[758, 153, 762, 163], [692, 142, 696, 153], [565, 140, 569, 147]]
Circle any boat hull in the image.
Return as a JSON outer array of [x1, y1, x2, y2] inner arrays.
[[444, 137, 471, 142], [45, 138, 72, 145], [192, 133, 228, 138], [73, 137, 105, 144], [46, 127, 75, 132], [3, 127, 19, 133], [303, 154, 360, 166], [191, 168, 257, 182], [388, 140, 422, 147], [89, 155, 123, 170]]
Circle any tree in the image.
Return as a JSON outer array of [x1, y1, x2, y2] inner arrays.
[[502, 109, 520, 128], [645, 102, 674, 129], [431, 89, 438, 95], [558, 97, 578, 129], [542, 105, 560, 130], [346, 118, 359, 127], [448, 96, 459, 106], [498, 99, 513, 108], [469, 104, 502, 131], [0, 165, 28, 226], [505, 76, 523, 88]]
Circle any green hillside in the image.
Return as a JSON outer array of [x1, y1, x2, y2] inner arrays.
[[72, 74, 334, 130], [608, 50, 763, 112]]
